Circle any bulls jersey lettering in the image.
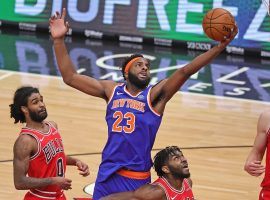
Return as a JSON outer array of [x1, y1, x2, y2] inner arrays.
[[43, 138, 64, 163]]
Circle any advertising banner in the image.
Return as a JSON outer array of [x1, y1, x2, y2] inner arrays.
[[0, 0, 269, 57], [0, 30, 269, 102]]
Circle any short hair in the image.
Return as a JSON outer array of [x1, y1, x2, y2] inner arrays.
[[9, 86, 40, 124], [153, 146, 181, 177], [120, 54, 144, 80]]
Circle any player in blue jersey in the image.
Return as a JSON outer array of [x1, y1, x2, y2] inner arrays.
[[50, 8, 238, 199]]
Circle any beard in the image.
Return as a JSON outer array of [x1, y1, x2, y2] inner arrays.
[[128, 71, 150, 89], [168, 165, 190, 179], [29, 109, 48, 122]]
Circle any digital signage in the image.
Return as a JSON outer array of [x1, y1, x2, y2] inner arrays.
[[0, 0, 269, 57]]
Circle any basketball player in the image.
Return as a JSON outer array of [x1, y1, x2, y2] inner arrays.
[[49, 8, 238, 199], [11, 86, 90, 200], [244, 110, 270, 200], [101, 146, 194, 200]]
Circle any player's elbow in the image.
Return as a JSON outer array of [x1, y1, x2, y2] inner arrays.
[[14, 185, 23, 190], [61, 71, 77, 86], [14, 181, 25, 190], [14, 178, 27, 190], [62, 76, 73, 86]]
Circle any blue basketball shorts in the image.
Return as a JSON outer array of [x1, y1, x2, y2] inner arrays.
[[93, 172, 151, 200]]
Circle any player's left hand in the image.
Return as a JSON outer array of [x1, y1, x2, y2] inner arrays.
[[76, 160, 90, 177], [244, 160, 265, 177], [49, 8, 69, 40]]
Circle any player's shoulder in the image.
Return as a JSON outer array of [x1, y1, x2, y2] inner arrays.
[[151, 79, 166, 90], [14, 133, 36, 149], [258, 110, 270, 133], [17, 133, 35, 141], [47, 121, 58, 129], [101, 80, 123, 100], [260, 110, 270, 121], [261, 110, 270, 117], [147, 183, 164, 192], [186, 178, 193, 188], [101, 80, 119, 88]]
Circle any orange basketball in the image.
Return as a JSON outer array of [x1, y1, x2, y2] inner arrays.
[[202, 8, 235, 41]]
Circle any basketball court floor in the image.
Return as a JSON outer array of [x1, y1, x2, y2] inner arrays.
[[0, 29, 269, 199]]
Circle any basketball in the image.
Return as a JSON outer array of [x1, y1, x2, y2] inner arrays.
[[202, 8, 235, 41]]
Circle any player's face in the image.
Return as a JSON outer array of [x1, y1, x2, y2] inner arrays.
[[167, 151, 190, 179], [26, 93, 47, 122], [128, 58, 150, 89]]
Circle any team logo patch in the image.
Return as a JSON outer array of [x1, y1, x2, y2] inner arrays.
[[138, 95, 144, 100]]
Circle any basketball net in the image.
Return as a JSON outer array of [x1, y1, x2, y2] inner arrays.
[[262, 0, 270, 16]]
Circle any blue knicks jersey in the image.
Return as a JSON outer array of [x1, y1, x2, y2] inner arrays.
[[97, 83, 162, 182]]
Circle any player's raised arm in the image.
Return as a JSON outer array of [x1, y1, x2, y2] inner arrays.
[[150, 23, 238, 114], [50, 8, 116, 100]]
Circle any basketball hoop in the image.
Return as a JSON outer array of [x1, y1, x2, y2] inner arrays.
[[262, 0, 270, 16]]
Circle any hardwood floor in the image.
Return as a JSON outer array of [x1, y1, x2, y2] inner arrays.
[[0, 70, 268, 199]]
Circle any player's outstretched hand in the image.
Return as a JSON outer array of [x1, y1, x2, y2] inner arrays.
[[49, 8, 69, 40], [76, 160, 90, 177], [52, 177, 72, 190], [218, 22, 238, 48], [244, 160, 265, 177]]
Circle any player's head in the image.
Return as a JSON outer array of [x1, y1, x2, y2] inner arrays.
[[154, 146, 190, 179], [121, 54, 151, 89], [10, 86, 47, 124]]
